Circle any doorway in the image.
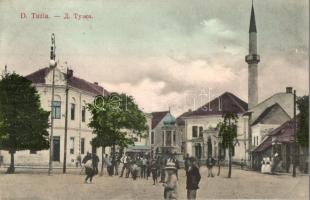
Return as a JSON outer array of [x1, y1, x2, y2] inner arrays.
[[53, 136, 60, 162], [195, 143, 202, 159]]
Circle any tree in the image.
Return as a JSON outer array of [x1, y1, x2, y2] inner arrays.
[[0, 73, 50, 173], [217, 112, 238, 178], [296, 96, 308, 147], [88, 92, 147, 175]]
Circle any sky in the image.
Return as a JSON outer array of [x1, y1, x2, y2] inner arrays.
[[0, 0, 308, 116]]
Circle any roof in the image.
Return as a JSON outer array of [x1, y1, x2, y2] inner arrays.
[[251, 103, 290, 126], [253, 119, 295, 153], [151, 111, 169, 129], [249, 4, 257, 33], [243, 92, 294, 125], [25, 67, 108, 96], [176, 111, 193, 126], [186, 92, 248, 117]]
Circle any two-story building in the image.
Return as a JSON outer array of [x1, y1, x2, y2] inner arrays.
[[0, 67, 108, 166], [181, 92, 248, 163]]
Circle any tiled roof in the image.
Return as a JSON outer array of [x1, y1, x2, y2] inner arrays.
[[251, 103, 290, 126], [25, 67, 108, 96], [151, 111, 169, 129], [253, 119, 295, 153], [176, 111, 192, 126], [186, 92, 248, 117]]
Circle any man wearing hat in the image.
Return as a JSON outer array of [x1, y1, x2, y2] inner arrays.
[[163, 161, 178, 200]]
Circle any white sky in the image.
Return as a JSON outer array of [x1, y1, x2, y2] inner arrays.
[[0, 0, 308, 116]]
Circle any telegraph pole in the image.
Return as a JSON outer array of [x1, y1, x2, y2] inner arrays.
[[292, 89, 297, 177], [63, 67, 73, 173], [48, 33, 57, 175]]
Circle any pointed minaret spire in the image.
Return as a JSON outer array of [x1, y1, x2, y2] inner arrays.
[[245, 0, 260, 109], [249, 0, 257, 33]]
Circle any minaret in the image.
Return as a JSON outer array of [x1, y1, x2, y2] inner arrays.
[[245, 2, 260, 109]]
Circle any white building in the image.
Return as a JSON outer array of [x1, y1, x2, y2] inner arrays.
[[181, 92, 248, 162], [0, 67, 108, 166], [243, 87, 295, 166]]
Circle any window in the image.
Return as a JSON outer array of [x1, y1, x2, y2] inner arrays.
[[199, 126, 203, 137], [71, 103, 75, 120], [81, 138, 85, 154], [151, 131, 154, 145], [192, 126, 198, 138], [256, 136, 259, 145], [70, 137, 74, 154], [52, 101, 61, 119], [166, 131, 172, 146], [173, 131, 176, 146], [82, 106, 86, 122], [162, 131, 165, 146], [253, 137, 256, 146], [30, 150, 37, 154]]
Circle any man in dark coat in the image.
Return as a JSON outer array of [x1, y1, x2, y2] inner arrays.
[[92, 153, 100, 175], [184, 154, 190, 176], [186, 159, 201, 200]]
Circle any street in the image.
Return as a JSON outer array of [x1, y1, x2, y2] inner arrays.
[[0, 166, 307, 200]]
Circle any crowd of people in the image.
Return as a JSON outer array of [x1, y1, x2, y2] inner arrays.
[[80, 151, 218, 200]]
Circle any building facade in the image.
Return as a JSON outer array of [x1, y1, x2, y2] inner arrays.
[[149, 111, 182, 155], [182, 92, 248, 163], [0, 67, 108, 166], [125, 113, 153, 153], [244, 87, 295, 167]]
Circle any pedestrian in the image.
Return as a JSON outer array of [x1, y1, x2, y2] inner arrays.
[[206, 156, 215, 177], [81, 152, 91, 174], [112, 153, 120, 176], [160, 155, 167, 183], [146, 156, 151, 180], [150, 158, 158, 185], [163, 161, 178, 200], [119, 153, 129, 177], [84, 155, 95, 183], [167, 153, 179, 180], [104, 154, 113, 176], [186, 159, 201, 200], [141, 156, 147, 178], [76, 154, 82, 168], [92, 152, 99, 175], [131, 159, 139, 180], [184, 154, 190, 176], [156, 155, 161, 178], [240, 159, 244, 170]]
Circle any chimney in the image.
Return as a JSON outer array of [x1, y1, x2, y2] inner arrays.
[[286, 87, 293, 94], [94, 82, 98, 85]]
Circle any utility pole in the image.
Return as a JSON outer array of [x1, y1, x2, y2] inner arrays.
[[48, 33, 57, 175], [292, 89, 297, 177], [63, 67, 73, 173]]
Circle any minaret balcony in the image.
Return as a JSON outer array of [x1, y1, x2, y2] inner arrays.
[[245, 54, 260, 64]]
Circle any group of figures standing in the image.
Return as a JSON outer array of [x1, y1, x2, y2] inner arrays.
[[80, 151, 219, 200]]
